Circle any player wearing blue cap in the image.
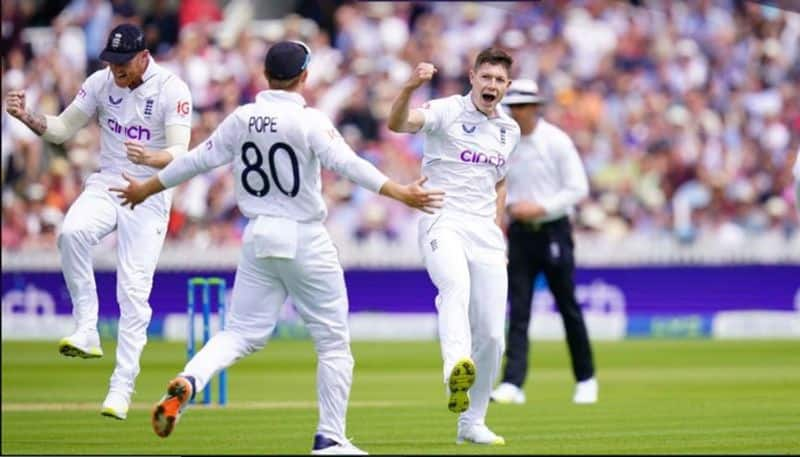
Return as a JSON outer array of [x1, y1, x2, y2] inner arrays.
[[5, 23, 192, 420], [112, 40, 445, 454]]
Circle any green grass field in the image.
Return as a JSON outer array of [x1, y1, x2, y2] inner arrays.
[[2, 339, 799, 455]]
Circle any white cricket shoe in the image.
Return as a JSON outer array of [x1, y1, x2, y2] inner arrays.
[[101, 390, 130, 420], [456, 423, 506, 445], [573, 377, 598, 404], [58, 330, 103, 359], [310, 434, 368, 455], [490, 382, 526, 404]]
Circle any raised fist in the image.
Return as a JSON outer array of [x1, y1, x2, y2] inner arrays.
[[5, 90, 27, 120], [406, 62, 437, 90]]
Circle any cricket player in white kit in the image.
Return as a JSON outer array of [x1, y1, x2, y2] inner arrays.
[[388, 48, 520, 445], [112, 41, 444, 455], [4, 24, 192, 420]]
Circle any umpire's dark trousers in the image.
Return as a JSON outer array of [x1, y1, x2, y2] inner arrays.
[[501, 217, 595, 387]]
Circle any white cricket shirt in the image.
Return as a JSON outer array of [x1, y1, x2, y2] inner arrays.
[[159, 90, 389, 222], [70, 57, 192, 210], [505, 119, 589, 223], [418, 93, 520, 218]]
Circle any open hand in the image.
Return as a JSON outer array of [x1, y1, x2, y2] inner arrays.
[[109, 172, 148, 209], [401, 176, 445, 214]]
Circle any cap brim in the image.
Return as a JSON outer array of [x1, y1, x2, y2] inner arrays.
[[502, 94, 546, 105], [99, 50, 138, 64]]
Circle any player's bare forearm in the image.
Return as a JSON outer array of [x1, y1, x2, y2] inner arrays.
[[495, 179, 507, 228], [125, 141, 176, 168], [379, 180, 410, 204], [388, 86, 417, 133], [109, 173, 166, 209], [144, 150, 174, 168], [5, 90, 47, 136], [142, 176, 167, 197], [379, 176, 444, 214], [388, 63, 435, 133], [18, 111, 48, 136]]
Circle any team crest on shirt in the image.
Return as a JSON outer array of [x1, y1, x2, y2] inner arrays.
[[461, 123, 477, 134], [500, 127, 507, 145], [144, 99, 154, 117]]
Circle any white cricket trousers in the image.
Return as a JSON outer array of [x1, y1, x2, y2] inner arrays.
[[58, 173, 168, 396], [418, 210, 508, 428], [182, 220, 354, 443]]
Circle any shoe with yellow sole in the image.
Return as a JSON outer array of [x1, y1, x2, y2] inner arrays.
[[456, 423, 506, 445], [58, 331, 103, 359], [447, 358, 476, 413]]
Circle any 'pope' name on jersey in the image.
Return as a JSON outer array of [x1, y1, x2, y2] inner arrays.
[[249, 116, 278, 133]]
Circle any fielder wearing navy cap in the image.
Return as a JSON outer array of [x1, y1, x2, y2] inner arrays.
[[100, 23, 146, 64], [264, 41, 311, 80]]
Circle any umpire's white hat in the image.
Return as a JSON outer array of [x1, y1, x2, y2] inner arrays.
[[502, 79, 546, 105]]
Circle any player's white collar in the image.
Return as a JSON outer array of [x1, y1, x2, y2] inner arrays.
[[257, 90, 307, 107], [141, 56, 158, 81], [463, 92, 501, 119]]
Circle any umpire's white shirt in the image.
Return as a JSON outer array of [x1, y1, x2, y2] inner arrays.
[[418, 93, 520, 218], [505, 119, 589, 222]]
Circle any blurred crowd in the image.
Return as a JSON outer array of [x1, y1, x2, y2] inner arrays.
[[2, 0, 799, 252]]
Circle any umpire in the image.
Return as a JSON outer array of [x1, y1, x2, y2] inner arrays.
[[490, 79, 598, 405]]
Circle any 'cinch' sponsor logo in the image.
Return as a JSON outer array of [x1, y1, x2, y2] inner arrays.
[[107, 118, 151, 141], [459, 149, 506, 168]]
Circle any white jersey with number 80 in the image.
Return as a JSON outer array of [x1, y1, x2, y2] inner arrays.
[[158, 90, 388, 222]]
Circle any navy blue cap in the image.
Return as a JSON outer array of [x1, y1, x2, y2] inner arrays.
[[264, 41, 311, 80], [100, 24, 145, 64]]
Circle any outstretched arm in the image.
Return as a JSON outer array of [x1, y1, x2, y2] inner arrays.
[[111, 114, 239, 209], [314, 119, 444, 213], [110, 173, 166, 209], [387, 62, 436, 133], [380, 176, 444, 214], [321, 142, 445, 214], [124, 124, 192, 169], [110, 140, 232, 210], [111, 140, 234, 209], [6, 91, 90, 142]]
